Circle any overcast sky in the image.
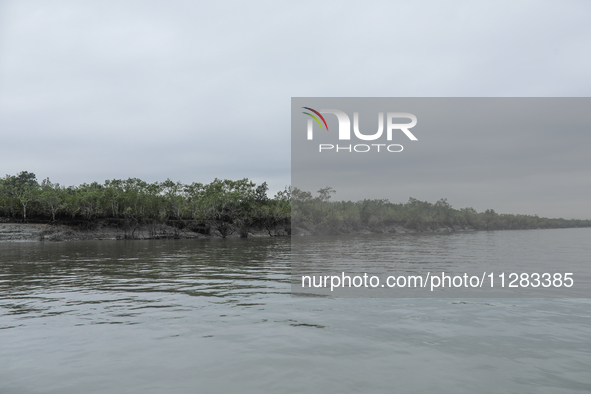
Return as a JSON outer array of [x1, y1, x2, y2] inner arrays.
[[1, 1, 590, 217], [292, 98, 591, 219]]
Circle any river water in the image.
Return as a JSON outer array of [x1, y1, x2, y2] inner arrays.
[[1, 229, 590, 393]]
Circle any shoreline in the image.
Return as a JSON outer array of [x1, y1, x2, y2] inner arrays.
[[0, 221, 289, 242], [1, 220, 587, 242]]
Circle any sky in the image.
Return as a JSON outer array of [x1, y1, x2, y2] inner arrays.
[[292, 98, 591, 219], [1, 1, 590, 217]]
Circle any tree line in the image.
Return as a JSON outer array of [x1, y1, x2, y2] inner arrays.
[[2, 171, 589, 238], [291, 186, 591, 234], [0, 171, 291, 238]]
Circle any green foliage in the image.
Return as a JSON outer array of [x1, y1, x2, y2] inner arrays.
[[0, 171, 40, 221], [40, 178, 63, 221], [0, 171, 291, 237], [2, 172, 589, 236], [291, 188, 591, 235]]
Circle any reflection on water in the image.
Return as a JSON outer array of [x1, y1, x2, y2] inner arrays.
[[0, 238, 291, 326], [292, 229, 591, 297], [1, 230, 590, 394]]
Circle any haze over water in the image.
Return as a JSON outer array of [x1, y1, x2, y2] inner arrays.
[[1, 229, 590, 393]]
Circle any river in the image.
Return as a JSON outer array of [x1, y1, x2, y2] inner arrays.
[[1, 228, 590, 393]]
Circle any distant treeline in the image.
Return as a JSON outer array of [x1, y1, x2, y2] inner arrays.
[[291, 187, 591, 234], [1, 171, 589, 238]]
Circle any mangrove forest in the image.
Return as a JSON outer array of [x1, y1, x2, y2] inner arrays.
[[1, 171, 590, 238]]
